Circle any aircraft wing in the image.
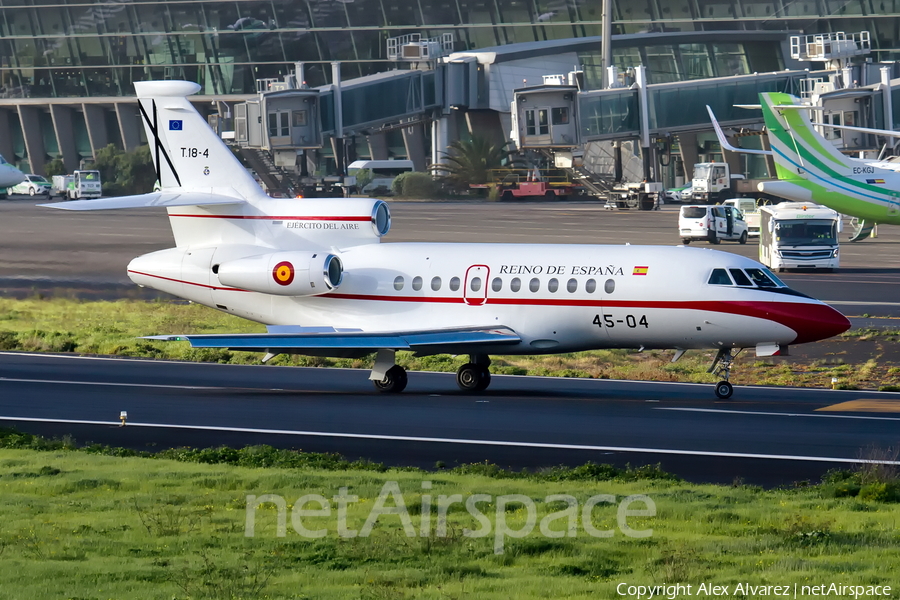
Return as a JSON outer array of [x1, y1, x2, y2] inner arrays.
[[40, 191, 244, 211], [142, 326, 522, 354]]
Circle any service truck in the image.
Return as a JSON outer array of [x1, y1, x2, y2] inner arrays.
[[52, 170, 102, 199], [691, 162, 780, 204], [722, 197, 761, 237], [759, 202, 841, 272]]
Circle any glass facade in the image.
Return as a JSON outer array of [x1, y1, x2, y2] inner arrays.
[[0, 0, 898, 99]]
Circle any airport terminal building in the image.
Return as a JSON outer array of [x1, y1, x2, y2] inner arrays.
[[0, 0, 897, 174]]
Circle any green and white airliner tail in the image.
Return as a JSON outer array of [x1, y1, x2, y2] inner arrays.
[[758, 92, 900, 235]]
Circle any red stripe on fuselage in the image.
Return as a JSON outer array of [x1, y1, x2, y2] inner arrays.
[[127, 273, 849, 345], [127, 270, 250, 292]]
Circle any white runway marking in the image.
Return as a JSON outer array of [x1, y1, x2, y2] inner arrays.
[[0, 415, 896, 465], [657, 406, 900, 422], [0, 377, 218, 390]]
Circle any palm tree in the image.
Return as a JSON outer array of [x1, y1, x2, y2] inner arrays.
[[432, 135, 518, 192]]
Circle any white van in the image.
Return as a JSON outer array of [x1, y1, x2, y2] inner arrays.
[[679, 204, 749, 245], [347, 160, 415, 194]]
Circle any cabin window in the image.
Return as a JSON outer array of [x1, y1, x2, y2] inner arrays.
[[567, 278, 578, 293], [492, 277, 502, 292], [431, 276, 441, 291], [586, 279, 597, 293], [708, 268, 733, 285], [529, 278, 540, 292], [450, 277, 461, 291], [393, 276, 405, 291], [604, 279, 616, 294], [510, 277, 521, 292], [729, 269, 753, 286], [470, 277, 482, 292], [412, 276, 423, 291]]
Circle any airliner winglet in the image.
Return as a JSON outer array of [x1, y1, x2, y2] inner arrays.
[[706, 105, 773, 156], [43, 81, 852, 399]]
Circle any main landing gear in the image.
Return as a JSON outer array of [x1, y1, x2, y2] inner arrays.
[[456, 355, 491, 392], [369, 350, 493, 393], [707, 348, 738, 399], [370, 349, 408, 393]]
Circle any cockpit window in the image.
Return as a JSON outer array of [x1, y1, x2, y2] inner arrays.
[[762, 268, 785, 287], [729, 269, 753, 286], [711, 267, 789, 290], [708, 268, 733, 285], [745, 268, 778, 287]]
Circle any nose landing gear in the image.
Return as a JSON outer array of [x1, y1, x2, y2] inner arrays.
[[708, 348, 740, 399]]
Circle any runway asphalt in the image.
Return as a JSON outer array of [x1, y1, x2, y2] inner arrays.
[[2, 352, 899, 487]]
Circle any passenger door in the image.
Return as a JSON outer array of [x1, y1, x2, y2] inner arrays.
[[463, 265, 489, 306]]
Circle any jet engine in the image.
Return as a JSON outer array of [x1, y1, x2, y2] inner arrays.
[[216, 251, 343, 296]]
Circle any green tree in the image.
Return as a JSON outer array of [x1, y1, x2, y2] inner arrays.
[[391, 171, 438, 198], [86, 144, 156, 196], [118, 146, 156, 194], [44, 158, 67, 177], [431, 135, 518, 192], [89, 144, 124, 193], [353, 168, 373, 193]]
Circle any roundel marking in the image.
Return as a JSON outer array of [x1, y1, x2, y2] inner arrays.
[[273, 261, 295, 286]]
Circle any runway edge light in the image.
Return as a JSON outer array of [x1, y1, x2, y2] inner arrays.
[[120, 411, 128, 427]]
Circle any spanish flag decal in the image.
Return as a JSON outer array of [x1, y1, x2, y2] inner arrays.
[[866, 179, 886, 184], [633, 266, 649, 276], [273, 261, 295, 286]]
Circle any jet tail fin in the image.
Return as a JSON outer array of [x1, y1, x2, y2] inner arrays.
[[134, 81, 263, 201], [759, 92, 858, 180]]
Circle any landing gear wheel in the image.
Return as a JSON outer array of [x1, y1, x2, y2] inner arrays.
[[456, 363, 491, 392], [739, 231, 748, 245], [373, 365, 408, 393], [715, 381, 733, 399]]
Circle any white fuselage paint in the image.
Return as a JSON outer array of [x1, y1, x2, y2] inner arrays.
[[128, 235, 826, 355]]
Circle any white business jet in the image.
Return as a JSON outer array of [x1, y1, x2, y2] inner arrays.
[[44, 81, 851, 399], [0, 154, 25, 198]]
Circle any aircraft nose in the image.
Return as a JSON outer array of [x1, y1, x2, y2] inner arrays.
[[778, 301, 851, 344]]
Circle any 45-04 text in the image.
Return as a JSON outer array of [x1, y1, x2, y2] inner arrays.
[[593, 314, 649, 328]]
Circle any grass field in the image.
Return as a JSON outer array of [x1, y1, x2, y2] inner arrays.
[[0, 297, 898, 391], [1, 428, 899, 600]]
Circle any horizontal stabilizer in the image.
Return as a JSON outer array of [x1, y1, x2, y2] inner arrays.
[[811, 121, 900, 139], [143, 326, 521, 352], [40, 191, 244, 211]]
